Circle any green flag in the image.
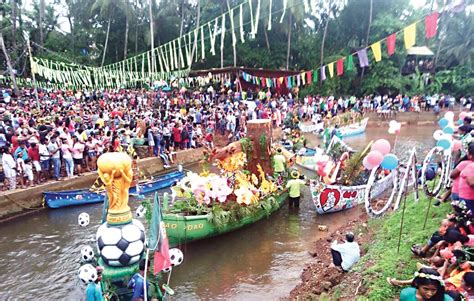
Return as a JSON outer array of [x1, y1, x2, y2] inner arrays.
[[346, 55, 354, 71]]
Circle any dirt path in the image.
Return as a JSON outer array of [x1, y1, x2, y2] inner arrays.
[[287, 212, 372, 300]]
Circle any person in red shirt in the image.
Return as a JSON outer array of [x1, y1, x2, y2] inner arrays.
[[27, 142, 41, 184], [172, 124, 182, 149]]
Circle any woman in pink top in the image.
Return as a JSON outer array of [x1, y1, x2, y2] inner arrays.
[[451, 160, 474, 201], [458, 145, 474, 214]]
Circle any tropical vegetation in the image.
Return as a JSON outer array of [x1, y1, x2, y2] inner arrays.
[[0, 0, 472, 96]]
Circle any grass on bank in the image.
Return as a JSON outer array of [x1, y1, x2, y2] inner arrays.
[[353, 194, 452, 300]]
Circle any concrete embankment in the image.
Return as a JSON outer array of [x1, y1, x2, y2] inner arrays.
[[0, 148, 204, 222]]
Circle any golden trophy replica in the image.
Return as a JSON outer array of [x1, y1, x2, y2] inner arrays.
[[96, 152, 146, 267], [97, 152, 134, 225]]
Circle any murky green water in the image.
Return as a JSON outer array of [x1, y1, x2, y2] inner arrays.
[[0, 125, 435, 300]]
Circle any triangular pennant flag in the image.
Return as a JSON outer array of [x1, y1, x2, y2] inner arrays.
[[279, 77, 284, 84], [336, 58, 344, 76], [306, 71, 312, 84], [321, 66, 326, 81], [327, 62, 334, 78], [425, 12, 439, 39], [386, 33, 396, 56], [357, 49, 369, 67], [312, 70, 318, 83], [371, 41, 382, 62], [404, 22, 417, 49]]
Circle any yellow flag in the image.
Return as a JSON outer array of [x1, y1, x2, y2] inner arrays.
[[328, 62, 334, 78], [404, 23, 417, 49], [301, 72, 306, 85], [371, 41, 382, 62]]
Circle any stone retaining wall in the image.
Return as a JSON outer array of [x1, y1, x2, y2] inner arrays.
[[0, 148, 204, 222]]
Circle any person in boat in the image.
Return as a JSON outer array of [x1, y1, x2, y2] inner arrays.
[[286, 170, 306, 208], [272, 148, 287, 178], [86, 266, 104, 301], [128, 259, 150, 301], [330, 232, 360, 272], [399, 267, 453, 301]]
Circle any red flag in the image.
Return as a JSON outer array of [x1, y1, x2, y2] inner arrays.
[[153, 222, 171, 274], [276, 78, 281, 88], [261, 77, 266, 87], [387, 33, 396, 56], [306, 71, 312, 85], [425, 12, 439, 39], [336, 58, 344, 76]]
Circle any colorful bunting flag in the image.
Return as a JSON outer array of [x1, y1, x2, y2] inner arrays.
[[321, 66, 326, 81], [346, 55, 354, 71], [306, 71, 312, 84], [386, 33, 396, 56], [328, 62, 334, 78], [404, 23, 417, 49], [301, 72, 306, 85], [296, 74, 301, 86], [371, 41, 382, 62], [425, 12, 439, 39], [357, 49, 369, 67], [312, 70, 318, 83], [336, 58, 344, 76]]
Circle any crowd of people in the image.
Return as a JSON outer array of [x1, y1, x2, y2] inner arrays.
[[383, 140, 474, 301], [0, 85, 471, 192]]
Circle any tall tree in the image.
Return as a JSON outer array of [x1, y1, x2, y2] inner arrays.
[[39, 0, 45, 46], [91, 0, 116, 66], [10, 0, 16, 48], [360, 0, 373, 81]]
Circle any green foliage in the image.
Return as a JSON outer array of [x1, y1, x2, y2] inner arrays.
[[240, 137, 254, 155], [339, 142, 371, 185], [353, 196, 451, 300]]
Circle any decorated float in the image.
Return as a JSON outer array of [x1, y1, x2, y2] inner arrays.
[[160, 119, 288, 246], [319, 112, 368, 141], [77, 152, 183, 300], [310, 121, 403, 216]]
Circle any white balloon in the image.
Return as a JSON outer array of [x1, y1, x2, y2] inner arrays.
[[389, 120, 398, 128], [388, 127, 396, 134], [444, 111, 455, 121], [440, 133, 453, 141], [433, 130, 444, 141]]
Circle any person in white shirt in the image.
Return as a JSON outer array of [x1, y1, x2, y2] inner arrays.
[[330, 232, 360, 272], [2, 146, 17, 190]]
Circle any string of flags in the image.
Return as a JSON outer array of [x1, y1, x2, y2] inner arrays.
[[242, 12, 440, 89]]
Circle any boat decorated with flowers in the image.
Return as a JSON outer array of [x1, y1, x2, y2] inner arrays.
[[161, 119, 288, 246]]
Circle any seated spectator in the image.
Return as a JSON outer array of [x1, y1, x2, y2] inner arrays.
[[330, 232, 360, 272]]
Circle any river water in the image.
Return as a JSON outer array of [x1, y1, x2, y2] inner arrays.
[[0, 125, 436, 301]]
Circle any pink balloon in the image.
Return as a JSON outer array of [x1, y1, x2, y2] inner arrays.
[[452, 139, 462, 152], [460, 112, 467, 120], [363, 157, 376, 170], [395, 128, 400, 135], [366, 151, 384, 166], [371, 139, 391, 155]]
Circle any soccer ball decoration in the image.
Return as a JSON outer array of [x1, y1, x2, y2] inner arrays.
[[96, 219, 146, 267], [169, 248, 184, 267], [78, 212, 90, 227], [78, 264, 97, 284], [81, 246, 95, 262], [136, 205, 146, 218], [162, 267, 172, 273]]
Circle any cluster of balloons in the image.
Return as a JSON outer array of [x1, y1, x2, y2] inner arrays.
[[363, 139, 399, 171], [316, 155, 333, 177], [388, 120, 402, 135], [434, 111, 463, 151]]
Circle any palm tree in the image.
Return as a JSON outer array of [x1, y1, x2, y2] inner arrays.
[[121, 0, 134, 59], [10, 0, 16, 48], [91, 0, 116, 67], [39, 0, 45, 46]]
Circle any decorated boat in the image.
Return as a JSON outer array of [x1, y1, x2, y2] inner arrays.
[[310, 170, 397, 214], [77, 152, 181, 301], [44, 170, 184, 208], [161, 119, 288, 246], [321, 117, 369, 139], [164, 190, 287, 246], [299, 122, 324, 133]]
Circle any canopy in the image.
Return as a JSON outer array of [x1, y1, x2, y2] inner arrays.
[[406, 46, 434, 56]]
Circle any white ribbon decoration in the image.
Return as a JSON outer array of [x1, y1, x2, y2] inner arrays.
[[220, 13, 226, 50], [280, 0, 287, 23], [230, 8, 237, 46], [240, 4, 245, 43], [268, 0, 272, 30]]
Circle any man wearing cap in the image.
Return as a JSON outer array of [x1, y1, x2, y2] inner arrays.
[[86, 266, 104, 301], [286, 170, 306, 208], [330, 232, 360, 272]]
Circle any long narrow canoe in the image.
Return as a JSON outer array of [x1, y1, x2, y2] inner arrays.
[[319, 117, 369, 138], [164, 191, 288, 247], [44, 170, 184, 208]]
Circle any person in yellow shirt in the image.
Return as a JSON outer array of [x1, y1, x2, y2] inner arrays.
[[273, 148, 287, 178], [286, 170, 306, 208]]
